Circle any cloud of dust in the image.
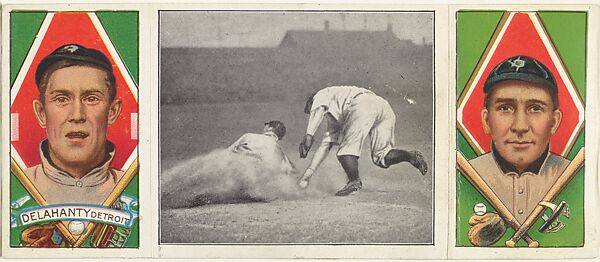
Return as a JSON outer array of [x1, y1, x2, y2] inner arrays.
[[161, 148, 326, 209]]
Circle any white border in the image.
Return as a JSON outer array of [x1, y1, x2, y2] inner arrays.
[[1, 4, 153, 258], [449, 4, 599, 260], [0, 1, 597, 260], [153, 3, 449, 260]]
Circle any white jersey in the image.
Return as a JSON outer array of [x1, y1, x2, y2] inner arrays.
[[310, 86, 374, 122], [307, 86, 397, 167], [228, 132, 296, 175]]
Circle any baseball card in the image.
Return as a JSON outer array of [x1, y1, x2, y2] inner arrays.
[[450, 5, 598, 259], [0, 1, 598, 261], [1, 4, 153, 258]]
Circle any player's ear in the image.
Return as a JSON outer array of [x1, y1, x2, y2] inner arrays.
[[107, 98, 122, 125], [550, 109, 562, 135], [481, 108, 491, 134], [33, 99, 47, 128]]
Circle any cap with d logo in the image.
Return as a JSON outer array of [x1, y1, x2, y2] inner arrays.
[[483, 55, 557, 94]]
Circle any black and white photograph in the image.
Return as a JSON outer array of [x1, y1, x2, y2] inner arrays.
[[159, 10, 435, 244]]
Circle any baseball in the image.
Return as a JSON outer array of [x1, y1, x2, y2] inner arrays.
[[298, 180, 309, 189], [474, 203, 487, 216], [68, 221, 85, 235]]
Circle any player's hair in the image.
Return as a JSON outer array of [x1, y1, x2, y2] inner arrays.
[[37, 59, 117, 104], [266, 120, 286, 140]]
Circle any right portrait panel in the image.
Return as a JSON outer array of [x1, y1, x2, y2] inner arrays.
[[456, 11, 586, 247]]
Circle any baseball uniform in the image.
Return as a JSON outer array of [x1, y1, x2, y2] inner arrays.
[[469, 146, 570, 223], [25, 140, 124, 205], [307, 86, 396, 167], [229, 131, 296, 176]]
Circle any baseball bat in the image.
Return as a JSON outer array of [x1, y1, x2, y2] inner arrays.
[[74, 158, 139, 247], [456, 151, 538, 247], [10, 157, 78, 245], [505, 148, 585, 247]]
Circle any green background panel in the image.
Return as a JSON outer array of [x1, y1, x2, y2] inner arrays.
[[538, 11, 587, 100], [10, 11, 139, 248], [10, 11, 46, 87], [456, 11, 504, 96], [96, 11, 139, 84], [456, 11, 586, 247]]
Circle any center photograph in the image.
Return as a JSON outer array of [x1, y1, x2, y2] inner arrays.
[[159, 10, 435, 244]]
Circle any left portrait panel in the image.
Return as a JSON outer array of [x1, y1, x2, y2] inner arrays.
[[7, 11, 139, 248]]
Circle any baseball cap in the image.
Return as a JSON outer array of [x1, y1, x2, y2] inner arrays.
[[483, 56, 557, 94], [265, 120, 286, 139], [35, 44, 114, 87]]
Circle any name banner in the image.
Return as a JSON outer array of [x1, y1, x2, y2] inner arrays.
[[18, 204, 137, 228]]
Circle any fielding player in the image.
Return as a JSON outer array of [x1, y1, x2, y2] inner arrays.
[[298, 85, 427, 196]]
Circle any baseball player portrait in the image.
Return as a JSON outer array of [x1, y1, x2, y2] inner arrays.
[[28, 44, 124, 205], [298, 85, 428, 196], [463, 55, 573, 246]]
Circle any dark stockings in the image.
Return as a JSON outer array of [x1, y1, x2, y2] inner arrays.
[[337, 155, 360, 181]]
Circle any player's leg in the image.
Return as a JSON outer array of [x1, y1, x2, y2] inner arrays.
[[370, 99, 428, 175], [335, 155, 362, 196], [384, 150, 427, 176], [335, 99, 375, 196]]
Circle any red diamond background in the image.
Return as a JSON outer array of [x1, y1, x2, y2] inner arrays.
[[10, 12, 138, 169], [458, 13, 584, 155]]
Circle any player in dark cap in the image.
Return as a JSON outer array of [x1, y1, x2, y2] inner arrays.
[[27, 44, 124, 205], [465, 56, 571, 245], [228, 120, 296, 176], [22, 44, 125, 247]]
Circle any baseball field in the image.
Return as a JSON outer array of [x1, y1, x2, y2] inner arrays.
[[159, 43, 434, 243]]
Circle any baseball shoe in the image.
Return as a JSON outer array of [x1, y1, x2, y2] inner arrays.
[[335, 179, 362, 196], [409, 151, 428, 176]]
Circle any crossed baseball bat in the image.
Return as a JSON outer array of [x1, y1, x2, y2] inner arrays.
[[10, 156, 139, 247], [456, 148, 584, 247]]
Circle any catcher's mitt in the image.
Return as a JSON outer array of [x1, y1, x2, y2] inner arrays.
[[21, 223, 59, 248], [468, 212, 507, 246]]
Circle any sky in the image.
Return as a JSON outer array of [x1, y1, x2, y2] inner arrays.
[[160, 11, 433, 48]]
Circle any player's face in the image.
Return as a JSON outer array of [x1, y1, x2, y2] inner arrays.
[[33, 65, 121, 172], [481, 80, 562, 172]]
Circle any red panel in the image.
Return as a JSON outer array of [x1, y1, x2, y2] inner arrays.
[[459, 13, 581, 155], [11, 12, 138, 169]]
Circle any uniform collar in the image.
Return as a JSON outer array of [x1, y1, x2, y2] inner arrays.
[[263, 131, 279, 141], [491, 143, 549, 175], [38, 140, 117, 187]]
